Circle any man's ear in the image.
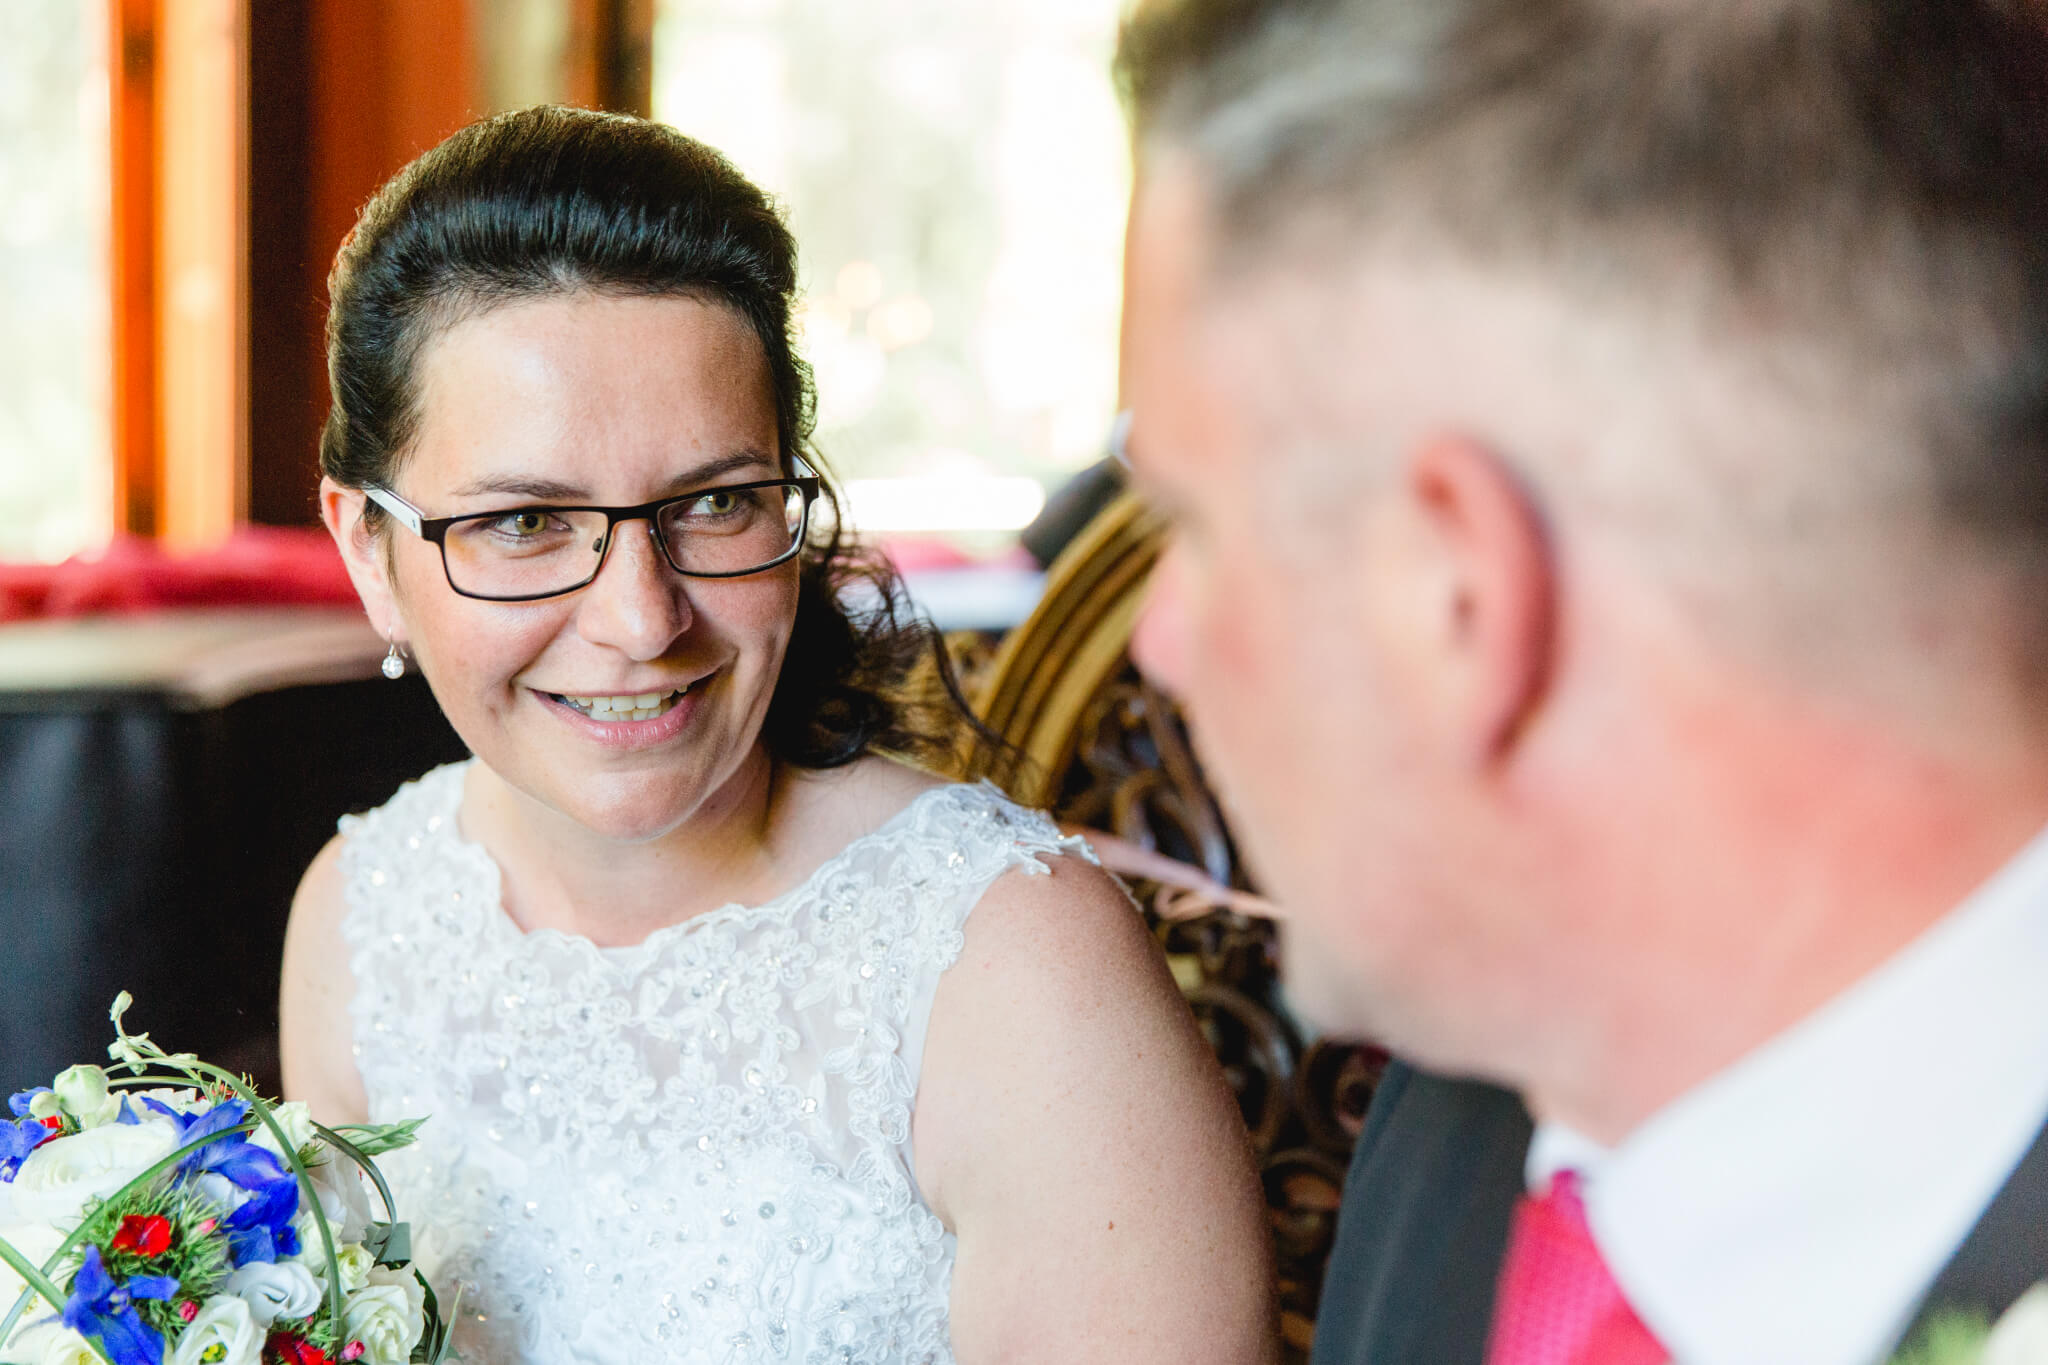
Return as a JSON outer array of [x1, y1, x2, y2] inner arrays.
[[1403, 434, 1556, 764], [320, 477, 403, 643]]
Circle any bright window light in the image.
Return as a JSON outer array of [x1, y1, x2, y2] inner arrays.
[[841, 477, 1047, 535], [653, 0, 1126, 542], [0, 3, 111, 562]]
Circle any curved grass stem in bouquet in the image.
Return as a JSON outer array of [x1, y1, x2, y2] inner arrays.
[[0, 995, 455, 1365]]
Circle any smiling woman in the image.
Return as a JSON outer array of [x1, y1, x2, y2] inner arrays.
[[277, 107, 1275, 1365]]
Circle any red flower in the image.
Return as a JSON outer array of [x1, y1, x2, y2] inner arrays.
[[177, 1301, 200, 1323], [37, 1116, 63, 1132], [267, 1333, 336, 1365], [110, 1214, 173, 1258]]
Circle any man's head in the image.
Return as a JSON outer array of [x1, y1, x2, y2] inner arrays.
[[1117, 0, 2048, 1120]]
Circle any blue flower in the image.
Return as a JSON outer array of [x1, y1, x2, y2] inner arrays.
[[60, 1246, 178, 1365], [160, 1101, 289, 1192], [7, 1087, 50, 1118], [223, 1173, 304, 1265], [0, 1116, 55, 1182], [134, 1099, 303, 1264]]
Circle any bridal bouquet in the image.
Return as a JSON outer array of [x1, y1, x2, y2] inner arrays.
[[0, 996, 454, 1365]]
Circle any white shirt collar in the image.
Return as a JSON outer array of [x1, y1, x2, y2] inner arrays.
[[1524, 822, 2048, 1365]]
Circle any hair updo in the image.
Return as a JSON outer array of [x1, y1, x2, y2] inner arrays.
[[322, 104, 980, 772]]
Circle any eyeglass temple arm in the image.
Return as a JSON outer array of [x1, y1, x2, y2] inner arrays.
[[363, 486, 426, 536]]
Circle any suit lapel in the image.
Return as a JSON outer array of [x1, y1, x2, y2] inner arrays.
[[1310, 1064, 1532, 1365], [1900, 1110, 2048, 1344]]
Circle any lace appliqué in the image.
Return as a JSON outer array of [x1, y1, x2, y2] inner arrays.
[[339, 765, 1089, 1365]]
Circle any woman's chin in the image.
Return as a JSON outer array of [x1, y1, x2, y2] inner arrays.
[[466, 712, 769, 846], [468, 756, 715, 845], [553, 780, 712, 844]]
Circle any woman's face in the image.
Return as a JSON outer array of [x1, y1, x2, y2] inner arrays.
[[359, 290, 798, 842]]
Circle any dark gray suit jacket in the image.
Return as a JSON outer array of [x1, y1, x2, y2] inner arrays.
[[1310, 1060, 2048, 1365]]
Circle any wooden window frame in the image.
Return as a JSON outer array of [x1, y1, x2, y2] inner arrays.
[[107, 0, 656, 546], [108, 0, 248, 549]]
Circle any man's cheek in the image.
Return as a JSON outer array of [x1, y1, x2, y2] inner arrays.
[[1185, 583, 1290, 770], [1199, 561, 1290, 689], [1132, 547, 1195, 696]]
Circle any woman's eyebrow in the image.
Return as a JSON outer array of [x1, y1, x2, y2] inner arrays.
[[448, 474, 588, 501], [447, 450, 779, 503], [663, 450, 779, 492]]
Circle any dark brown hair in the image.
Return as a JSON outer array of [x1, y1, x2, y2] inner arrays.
[[322, 105, 988, 771]]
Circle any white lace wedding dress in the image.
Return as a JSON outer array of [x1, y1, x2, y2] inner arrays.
[[338, 761, 1085, 1365]]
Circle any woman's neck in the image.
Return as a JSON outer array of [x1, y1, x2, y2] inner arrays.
[[462, 747, 791, 947]]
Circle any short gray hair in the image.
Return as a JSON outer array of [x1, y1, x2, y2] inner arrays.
[[1116, 0, 2048, 609]]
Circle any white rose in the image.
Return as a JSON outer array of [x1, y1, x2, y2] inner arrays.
[[1, 1323, 101, 1365], [2, 1120, 180, 1227], [288, 1206, 333, 1264], [222, 1260, 323, 1328], [307, 1156, 374, 1244], [340, 1266, 425, 1365], [311, 1239, 374, 1296], [49, 1068, 119, 1131], [0, 1223, 66, 1333], [1986, 1284, 2048, 1365], [168, 1296, 263, 1365], [249, 1102, 316, 1164]]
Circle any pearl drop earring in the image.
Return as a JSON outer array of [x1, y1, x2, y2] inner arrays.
[[381, 640, 407, 680]]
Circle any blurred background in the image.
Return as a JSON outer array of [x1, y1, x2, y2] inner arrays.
[[2, 0, 1130, 566]]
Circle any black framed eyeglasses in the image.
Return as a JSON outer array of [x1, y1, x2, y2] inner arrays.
[[364, 458, 823, 602]]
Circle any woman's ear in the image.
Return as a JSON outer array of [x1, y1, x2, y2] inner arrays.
[[320, 476, 403, 643]]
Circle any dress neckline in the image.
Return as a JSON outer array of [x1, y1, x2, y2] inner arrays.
[[422, 760, 979, 967]]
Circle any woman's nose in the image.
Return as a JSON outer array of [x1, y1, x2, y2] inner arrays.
[[575, 520, 694, 659]]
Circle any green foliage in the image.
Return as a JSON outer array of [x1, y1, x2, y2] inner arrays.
[[1891, 1312, 1993, 1365], [411, 1274, 460, 1364], [322, 1119, 426, 1160], [82, 1180, 234, 1337], [297, 1301, 346, 1355]]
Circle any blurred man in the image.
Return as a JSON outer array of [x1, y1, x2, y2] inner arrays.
[[1115, 1, 2048, 1361]]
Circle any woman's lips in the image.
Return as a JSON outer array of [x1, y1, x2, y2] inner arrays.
[[532, 674, 711, 748], [550, 687, 686, 721]]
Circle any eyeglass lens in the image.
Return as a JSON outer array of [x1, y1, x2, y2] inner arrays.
[[439, 484, 808, 599]]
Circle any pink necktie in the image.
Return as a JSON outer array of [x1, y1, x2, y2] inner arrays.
[[1484, 1171, 1670, 1365]]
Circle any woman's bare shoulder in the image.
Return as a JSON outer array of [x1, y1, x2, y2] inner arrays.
[[290, 831, 350, 930], [913, 815, 1278, 1362], [281, 831, 369, 1122]]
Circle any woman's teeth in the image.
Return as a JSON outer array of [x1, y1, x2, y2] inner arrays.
[[553, 687, 687, 721]]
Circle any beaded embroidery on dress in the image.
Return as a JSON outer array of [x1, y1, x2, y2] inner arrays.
[[339, 761, 1089, 1365]]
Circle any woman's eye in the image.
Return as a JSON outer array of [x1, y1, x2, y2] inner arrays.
[[498, 511, 551, 536], [693, 491, 741, 515]]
